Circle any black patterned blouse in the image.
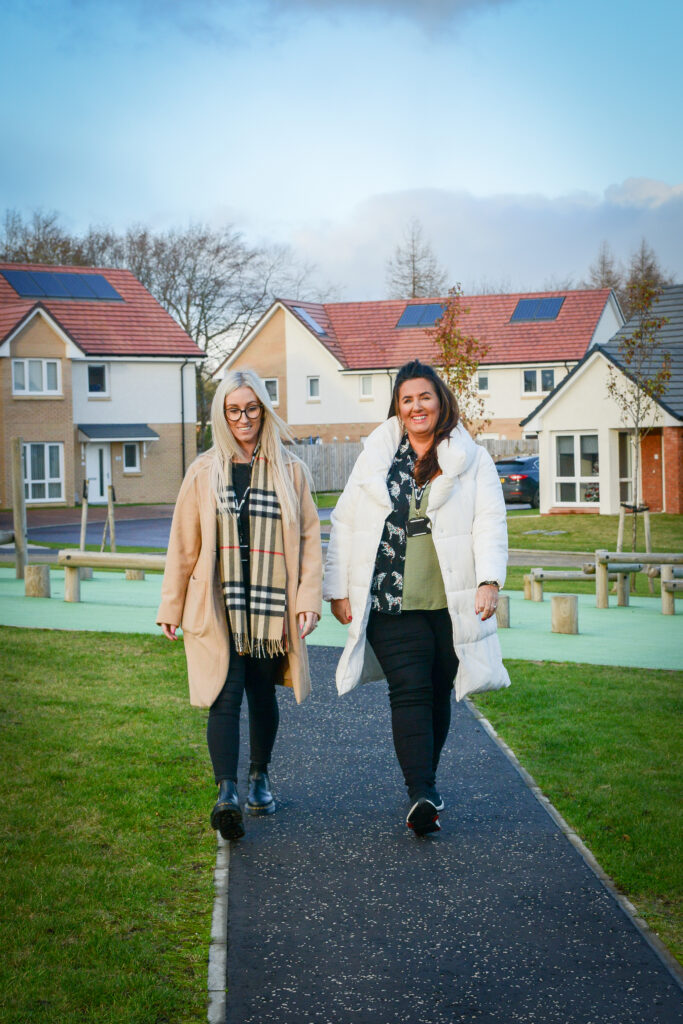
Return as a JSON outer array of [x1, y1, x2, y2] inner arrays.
[[371, 434, 416, 614]]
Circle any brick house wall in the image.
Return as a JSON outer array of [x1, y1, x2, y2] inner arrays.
[[230, 307, 288, 420], [663, 426, 683, 514]]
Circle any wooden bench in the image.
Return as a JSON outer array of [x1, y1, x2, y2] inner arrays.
[[57, 550, 166, 602], [527, 566, 617, 602], [595, 550, 683, 612]]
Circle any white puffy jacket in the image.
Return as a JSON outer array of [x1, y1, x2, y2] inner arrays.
[[323, 417, 511, 701]]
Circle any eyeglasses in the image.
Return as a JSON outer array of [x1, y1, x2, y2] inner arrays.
[[225, 403, 263, 422]]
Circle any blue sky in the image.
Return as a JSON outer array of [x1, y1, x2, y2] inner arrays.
[[2, 0, 682, 298]]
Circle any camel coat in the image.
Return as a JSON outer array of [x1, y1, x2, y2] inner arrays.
[[157, 452, 322, 708]]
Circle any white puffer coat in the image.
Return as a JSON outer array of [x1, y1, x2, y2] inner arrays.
[[323, 417, 511, 701]]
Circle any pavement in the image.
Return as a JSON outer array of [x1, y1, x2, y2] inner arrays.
[[223, 646, 682, 1024]]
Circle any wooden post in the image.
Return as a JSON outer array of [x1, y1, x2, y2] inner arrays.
[[79, 480, 93, 580], [551, 594, 579, 634], [11, 437, 28, 580], [644, 509, 653, 596], [107, 485, 116, 553], [596, 550, 609, 608], [661, 565, 675, 615], [616, 573, 629, 607], [64, 566, 81, 603], [495, 594, 510, 629], [125, 569, 145, 581], [25, 564, 51, 598], [531, 569, 544, 602], [523, 574, 532, 600]]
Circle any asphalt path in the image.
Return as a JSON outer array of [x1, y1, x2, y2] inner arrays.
[[224, 646, 682, 1024]]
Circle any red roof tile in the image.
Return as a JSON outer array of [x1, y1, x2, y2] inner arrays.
[[0, 262, 203, 358], [280, 290, 615, 370]]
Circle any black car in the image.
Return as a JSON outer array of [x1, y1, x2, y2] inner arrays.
[[495, 455, 539, 508]]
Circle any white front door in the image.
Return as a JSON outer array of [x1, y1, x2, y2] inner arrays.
[[85, 443, 111, 503]]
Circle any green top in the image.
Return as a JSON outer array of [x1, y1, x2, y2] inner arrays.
[[402, 483, 448, 612]]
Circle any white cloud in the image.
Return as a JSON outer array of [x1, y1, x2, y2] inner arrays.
[[289, 180, 683, 299]]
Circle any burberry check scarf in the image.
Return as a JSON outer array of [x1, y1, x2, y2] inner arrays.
[[217, 451, 288, 656]]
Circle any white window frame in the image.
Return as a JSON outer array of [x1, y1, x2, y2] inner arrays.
[[523, 368, 538, 394], [553, 432, 600, 506], [541, 368, 555, 392], [12, 358, 61, 396], [477, 372, 489, 393], [264, 378, 279, 406], [87, 363, 109, 397], [359, 374, 373, 399], [122, 442, 140, 474], [22, 442, 64, 503], [307, 376, 320, 401]]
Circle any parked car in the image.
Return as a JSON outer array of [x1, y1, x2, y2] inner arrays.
[[495, 455, 539, 508]]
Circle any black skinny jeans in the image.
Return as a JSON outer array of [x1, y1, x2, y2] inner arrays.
[[206, 634, 282, 783], [366, 607, 459, 803]]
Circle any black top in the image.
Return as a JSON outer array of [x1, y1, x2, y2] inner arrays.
[[371, 435, 418, 614], [232, 461, 251, 589]]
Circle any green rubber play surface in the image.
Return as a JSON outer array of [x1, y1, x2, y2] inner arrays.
[[0, 568, 680, 670]]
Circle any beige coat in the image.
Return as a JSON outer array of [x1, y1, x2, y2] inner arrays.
[[157, 452, 323, 708]]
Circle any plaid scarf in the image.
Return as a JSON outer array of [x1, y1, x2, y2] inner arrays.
[[217, 451, 288, 657]]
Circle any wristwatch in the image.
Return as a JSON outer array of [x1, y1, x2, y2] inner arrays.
[[477, 580, 500, 589]]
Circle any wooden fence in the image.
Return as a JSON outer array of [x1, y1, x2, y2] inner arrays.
[[292, 437, 538, 492]]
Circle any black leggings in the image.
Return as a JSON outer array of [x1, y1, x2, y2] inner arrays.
[[366, 608, 458, 803], [206, 635, 282, 783]]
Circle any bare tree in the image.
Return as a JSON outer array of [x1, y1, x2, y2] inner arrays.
[[0, 209, 82, 265], [386, 219, 448, 299], [606, 278, 671, 550], [429, 284, 490, 436], [580, 240, 623, 295], [622, 239, 675, 319]]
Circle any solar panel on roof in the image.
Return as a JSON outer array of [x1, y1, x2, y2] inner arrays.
[[535, 296, 564, 320], [292, 306, 327, 335], [397, 303, 444, 328], [1, 269, 47, 297], [510, 296, 565, 323], [0, 268, 123, 301]]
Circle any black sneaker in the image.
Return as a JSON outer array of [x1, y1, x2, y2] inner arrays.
[[433, 792, 445, 812], [406, 798, 440, 836]]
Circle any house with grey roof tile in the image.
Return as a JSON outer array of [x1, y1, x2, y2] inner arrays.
[[521, 284, 683, 515]]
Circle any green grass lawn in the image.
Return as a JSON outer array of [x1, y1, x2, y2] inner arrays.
[[507, 511, 683, 553], [474, 660, 682, 962], [0, 627, 216, 1024]]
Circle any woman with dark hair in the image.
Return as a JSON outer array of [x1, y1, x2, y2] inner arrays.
[[324, 359, 509, 836]]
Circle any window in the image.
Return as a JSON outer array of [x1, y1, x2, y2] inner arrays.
[[619, 432, 633, 503], [12, 358, 60, 395], [554, 434, 599, 504], [523, 369, 537, 393], [477, 372, 489, 392], [292, 307, 327, 336], [123, 443, 140, 473], [360, 375, 373, 398], [541, 368, 555, 392], [264, 378, 279, 405], [307, 376, 320, 400], [88, 364, 108, 395], [22, 443, 64, 502], [510, 297, 565, 322]]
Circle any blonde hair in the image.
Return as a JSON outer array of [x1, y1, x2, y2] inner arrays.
[[209, 368, 303, 525]]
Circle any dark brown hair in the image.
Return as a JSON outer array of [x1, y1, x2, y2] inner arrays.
[[388, 360, 459, 486]]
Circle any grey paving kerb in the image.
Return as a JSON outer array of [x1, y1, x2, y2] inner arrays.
[[226, 647, 682, 1024]]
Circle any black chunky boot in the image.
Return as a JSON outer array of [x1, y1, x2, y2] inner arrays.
[[245, 767, 276, 816], [210, 780, 245, 840]]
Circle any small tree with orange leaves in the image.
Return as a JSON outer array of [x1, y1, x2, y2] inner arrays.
[[429, 284, 490, 436]]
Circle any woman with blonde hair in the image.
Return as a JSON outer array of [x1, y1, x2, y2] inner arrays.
[[158, 369, 322, 840]]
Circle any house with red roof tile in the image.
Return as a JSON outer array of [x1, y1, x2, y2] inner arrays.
[[0, 263, 203, 507], [225, 289, 623, 443]]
